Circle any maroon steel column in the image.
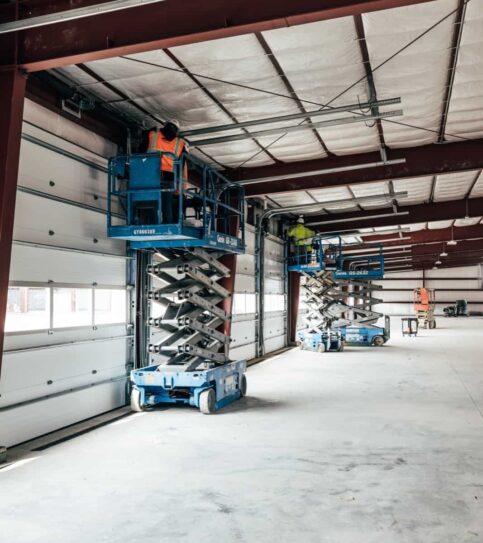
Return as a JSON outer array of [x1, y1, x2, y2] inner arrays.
[[288, 271, 301, 344], [0, 69, 27, 376]]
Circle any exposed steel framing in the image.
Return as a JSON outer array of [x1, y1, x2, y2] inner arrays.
[[0, 0, 433, 71], [0, 69, 27, 376]]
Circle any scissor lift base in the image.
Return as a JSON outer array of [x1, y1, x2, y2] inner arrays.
[[130, 360, 247, 414], [297, 330, 344, 353]]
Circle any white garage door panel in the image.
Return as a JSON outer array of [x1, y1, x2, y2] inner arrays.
[[23, 100, 117, 160], [10, 243, 127, 286], [231, 320, 256, 347], [265, 278, 284, 294], [264, 315, 285, 339], [264, 259, 284, 279], [230, 344, 256, 362], [18, 140, 110, 211], [235, 273, 255, 293], [13, 192, 125, 255], [0, 339, 128, 408], [244, 227, 256, 255], [236, 253, 255, 276], [265, 336, 285, 353], [265, 238, 284, 259], [4, 324, 129, 352], [0, 380, 126, 448]]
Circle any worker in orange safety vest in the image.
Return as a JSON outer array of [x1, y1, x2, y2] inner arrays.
[[147, 118, 188, 223]]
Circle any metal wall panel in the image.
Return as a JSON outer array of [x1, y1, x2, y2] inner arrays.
[[377, 265, 483, 315]]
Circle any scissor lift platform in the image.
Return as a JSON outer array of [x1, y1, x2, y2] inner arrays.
[[108, 152, 245, 253]]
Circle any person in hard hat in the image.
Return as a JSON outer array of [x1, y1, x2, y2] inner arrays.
[[147, 119, 189, 224], [288, 216, 315, 264]]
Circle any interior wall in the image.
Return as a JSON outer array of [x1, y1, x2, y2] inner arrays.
[[0, 100, 131, 448], [374, 264, 483, 316]]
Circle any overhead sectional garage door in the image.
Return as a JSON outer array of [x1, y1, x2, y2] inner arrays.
[[230, 224, 257, 361], [0, 101, 131, 448], [230, 224, 287, 361], [263, 235, 287, 354]]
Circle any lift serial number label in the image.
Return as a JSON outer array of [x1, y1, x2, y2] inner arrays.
[[133, 229, 156, 235]]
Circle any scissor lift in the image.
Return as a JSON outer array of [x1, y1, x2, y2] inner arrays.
[[413, 287, 436, 329], [288, 237, 388, 350], [108, 152, 247, 413]]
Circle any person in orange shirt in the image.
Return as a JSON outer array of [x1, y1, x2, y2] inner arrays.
[[147, 119, 188, 223]]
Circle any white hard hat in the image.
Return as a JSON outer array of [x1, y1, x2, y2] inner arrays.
[[297, 215, 304, 224], [165, 118, 180, 130]]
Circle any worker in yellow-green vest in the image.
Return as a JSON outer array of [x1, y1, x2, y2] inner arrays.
[[147, 118, 188, 224], [288, 216, 315, 263]]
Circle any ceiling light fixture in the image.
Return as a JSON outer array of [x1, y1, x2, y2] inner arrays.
[[440, 242, 448, 257], [435, 259, 442, 265], [447, 224, 458, 245]]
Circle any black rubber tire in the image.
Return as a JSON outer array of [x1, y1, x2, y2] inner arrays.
[[373, 335, 384, 347], [130, 388, 144, 413], [317, 343, 326, 353], [239, 374, 247, 397], [199, 388, 216, 414]]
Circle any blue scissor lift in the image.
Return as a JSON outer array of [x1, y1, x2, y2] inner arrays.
[[108, 151, 247, 413], [288, 237, 389, 351]]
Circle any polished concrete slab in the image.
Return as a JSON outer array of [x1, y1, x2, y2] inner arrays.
[[1, 318, 483, 542]]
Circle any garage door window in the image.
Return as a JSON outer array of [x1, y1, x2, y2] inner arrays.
[[94, 289, 127, 325], [53, 288, 93, 328], [5, 287, 50, 332]]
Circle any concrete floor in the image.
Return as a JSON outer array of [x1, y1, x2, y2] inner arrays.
[[1, 318, 483, 543]]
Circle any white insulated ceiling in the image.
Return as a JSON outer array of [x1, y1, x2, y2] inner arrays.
[[54, 0, 483, 215]]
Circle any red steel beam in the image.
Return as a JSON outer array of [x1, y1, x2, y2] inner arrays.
[[288, 271, 301, 344], [310, 198, 483, 233], [381, 240, 483, 261], [385, 256, 483, 272], [361, 224, 483, 244], [0, 69, 27, 377], [0, 0, 433, 71], [240, 139, 483, 196]]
